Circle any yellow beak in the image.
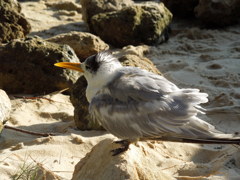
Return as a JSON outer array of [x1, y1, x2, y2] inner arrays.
[[54, 62, 84, 72]]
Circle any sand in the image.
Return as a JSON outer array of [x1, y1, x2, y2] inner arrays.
[[0, 0, 240, 179]]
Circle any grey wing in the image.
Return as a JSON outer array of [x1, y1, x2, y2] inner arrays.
[[89, 67, 217, 140]]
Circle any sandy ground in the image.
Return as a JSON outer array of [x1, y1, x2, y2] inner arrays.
[[149, 20, 240, 134], [0, 0, 240, 179]]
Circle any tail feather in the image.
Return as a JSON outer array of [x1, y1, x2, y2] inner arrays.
[[152, 136, 240, 145], [170, 88, 209, 105]]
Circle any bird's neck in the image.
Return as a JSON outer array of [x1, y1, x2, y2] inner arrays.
[[86, 68, 120, 102], [86, 85, 109, 102], [86, 84, 102, 102]]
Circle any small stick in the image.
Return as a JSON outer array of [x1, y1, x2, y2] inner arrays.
[[12, 88, 70, 103], [4, 125, 54, 137], [12, 95, 54, 103]]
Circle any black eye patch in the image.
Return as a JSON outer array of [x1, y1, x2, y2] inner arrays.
[[85, 54, 99, 73]]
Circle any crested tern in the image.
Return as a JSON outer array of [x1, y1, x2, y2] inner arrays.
[[55, 51, 240, 156]]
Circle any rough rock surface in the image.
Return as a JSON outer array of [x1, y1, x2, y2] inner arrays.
[[70, 46, 162, 130], [161, 0, 198, 17], [47, 31, 109, 60], [0, 37, 80, 94], [80, 0, 134, 30], [115, 45, 162, 75], [90, 2, 172, 47], [0, 89, 11, 134], [72, 139, 237, 180], [72, 139, 174, 180], [195, 0, 240, 27], [0, 90, 11, 122], [0, 121, 3, 135], [162, 0, 240, 27], [0, 0, 31, 43], [70, 76, 98, 130], [45, 1, 82, 13]]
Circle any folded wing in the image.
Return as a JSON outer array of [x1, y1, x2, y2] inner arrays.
[[89, 67, 222, 140]]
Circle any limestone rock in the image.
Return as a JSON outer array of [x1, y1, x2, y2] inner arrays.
[[0, 121, 3, 135], [80, 0, 134, 30], [0, 90, 11, 122], [45, 1, 82, 13], [47, 31, 109, 60], [0, 0, 21, 11], [195, 0, 240, 27], [0, 37, 80, 94], [70, 46, 161, 130], [70, 76, 103, 130], [114, 45, 162, 75], [0, 90, 11, 134], [90, 2, 172, 47], [35, 166, 63, 180], [72, 139, 174, 180], [0, 90, 11, 135], [0, 0, 31, 43], [72, 139, 237, 180], [162, 0, 240, 27], [161, 0, 198, 17]]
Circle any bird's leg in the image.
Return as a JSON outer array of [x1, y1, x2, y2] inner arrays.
[[111, 140, 130, 156]]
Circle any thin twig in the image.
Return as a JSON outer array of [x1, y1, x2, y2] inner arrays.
[[12, 88, 70, 102], [12, 95, 54, 103], [12, 93, 72, 105], [4, 125, 54, 137]]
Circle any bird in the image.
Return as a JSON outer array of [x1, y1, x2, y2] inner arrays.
[[55, 51, 240, 156]]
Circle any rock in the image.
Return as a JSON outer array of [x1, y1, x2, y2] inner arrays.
[[0, 90, 11, 122], [161, 0, 198, 17], [45, 1, 82, 13], [90, 2, 172, 47], [0, 0, 31, 44], [70, 76, 103, 130], [47, 31, 109, 60], [0, 121, 3, 135], [162, 0, 240, 27], [70, 46, 162, 130], [80, 0, 134, 30], [54, 10, 78, 17], [0, 37, 80, 94], [35, 164, 63, 180], [114, 45, 162, 75], [0, 90, 11, 134], [194, 0, 240, 27], [72, 139, 174, 180], [72, 139, 236, 180]]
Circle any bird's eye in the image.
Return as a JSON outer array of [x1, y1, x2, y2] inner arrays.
[[85, 64, 90, 70]]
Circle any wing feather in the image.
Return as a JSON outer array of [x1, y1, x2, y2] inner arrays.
[[89, 67, 213, 139]]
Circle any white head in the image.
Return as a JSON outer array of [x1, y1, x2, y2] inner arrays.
[[81, 51, 122, 86], [55, 51, 122, 101]]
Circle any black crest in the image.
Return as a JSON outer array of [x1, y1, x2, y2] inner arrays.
[[85, 54, 99, 73]]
